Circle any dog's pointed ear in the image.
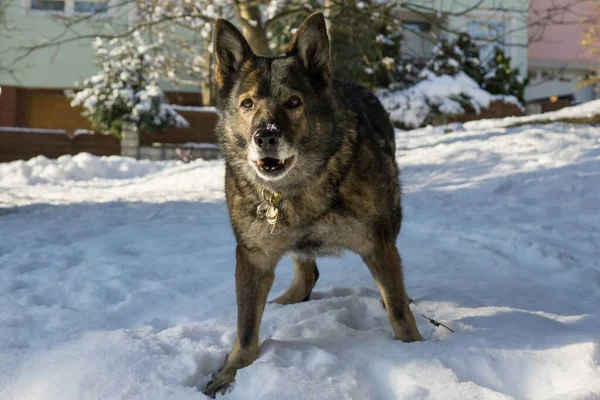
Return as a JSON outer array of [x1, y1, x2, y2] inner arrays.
[[214, 19, 253, 88], [287, 12, 332, 84]]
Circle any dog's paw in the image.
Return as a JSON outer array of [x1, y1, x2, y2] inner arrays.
[[395, 325, 424, 343], [203, 373, 235, 399]]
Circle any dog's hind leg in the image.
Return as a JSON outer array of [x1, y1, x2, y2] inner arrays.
[[271, 256, 319, 305], [362, 242, 423, 342]]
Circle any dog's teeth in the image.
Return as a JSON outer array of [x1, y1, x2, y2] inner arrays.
[[257, 160, 265, 167], [277, 159, 284, 165]]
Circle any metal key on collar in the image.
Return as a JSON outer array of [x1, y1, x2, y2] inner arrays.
[[256, 189, 282, 233]]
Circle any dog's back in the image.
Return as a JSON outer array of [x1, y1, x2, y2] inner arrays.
[[333, 80, 396, 154]]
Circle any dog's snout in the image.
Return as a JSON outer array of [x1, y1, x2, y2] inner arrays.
[[253, 127, 281, 150]]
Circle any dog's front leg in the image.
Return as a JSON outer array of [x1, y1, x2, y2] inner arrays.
[[204, 245, 277, 398]]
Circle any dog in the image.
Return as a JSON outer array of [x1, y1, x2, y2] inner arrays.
[[204, 12, 423, 397]]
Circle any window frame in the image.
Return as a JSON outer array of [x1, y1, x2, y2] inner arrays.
[[402, 21, 432, 34], [25, 0, 113, 17]]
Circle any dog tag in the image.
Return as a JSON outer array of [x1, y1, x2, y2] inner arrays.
[[262, 189, 282, 207], [270, 191, 282, 207], [258, 189, 282, 234], [256, 202, 270, 218], [265, 207, 279, 225]]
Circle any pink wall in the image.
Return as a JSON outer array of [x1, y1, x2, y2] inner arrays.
[[529, 0, 597, 63]]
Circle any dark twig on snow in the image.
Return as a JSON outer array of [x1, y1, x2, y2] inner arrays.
[[421, 314, 455, 333]]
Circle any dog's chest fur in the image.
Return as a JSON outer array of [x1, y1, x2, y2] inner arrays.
[[250, 201, 368, 258], [227, 173, 379, 260]]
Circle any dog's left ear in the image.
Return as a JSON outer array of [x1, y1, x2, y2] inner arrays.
[[287, 12, 331, 84]]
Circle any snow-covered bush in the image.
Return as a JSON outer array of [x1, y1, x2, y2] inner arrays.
[[481, 47, 529, 104], [377, 31, 527, 128], [69, 32, 188, 138], [424, 32, 484, 84], [422, 32, 528, 105], [377, 72, 520, 129]]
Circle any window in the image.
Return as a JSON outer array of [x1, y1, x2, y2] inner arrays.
[[30, 0, 65, 12], [29, 0, 108, 15], [74, 0, 108, 14], [403, 21, 431, 34], [466, 20, 506, 62]]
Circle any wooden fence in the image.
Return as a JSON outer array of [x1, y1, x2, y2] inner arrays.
[[448, 100, 525, 123], [0, 109, 219, 163], [0, 129, 121, 163], [139, 109, 219, 146]]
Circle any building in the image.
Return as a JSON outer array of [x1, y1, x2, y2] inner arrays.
[[526, 0, 599, 112], [399, 0, 529, 77], [0, 0, 531, 134], [0, 0, 202, 132]]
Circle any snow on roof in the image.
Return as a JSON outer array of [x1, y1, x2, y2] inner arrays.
[[0, 127, 67, 134], [171, 105, 218, 113]]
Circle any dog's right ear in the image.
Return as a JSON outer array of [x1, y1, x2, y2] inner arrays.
[[287, 12, 331, 84], [214, 19, 253, 88]]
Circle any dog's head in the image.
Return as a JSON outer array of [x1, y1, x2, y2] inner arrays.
[[214, 13, 338, 190]]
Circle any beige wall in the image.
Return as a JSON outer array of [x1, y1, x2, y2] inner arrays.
[[529, 0, 597, 64]]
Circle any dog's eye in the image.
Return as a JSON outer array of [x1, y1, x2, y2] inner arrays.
[[286, 95, 302, 109], [241, 99, 253, 109]]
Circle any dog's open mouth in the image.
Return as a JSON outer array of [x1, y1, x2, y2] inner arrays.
[[256, 157, 293, 173], [251, 155, 297, 180]]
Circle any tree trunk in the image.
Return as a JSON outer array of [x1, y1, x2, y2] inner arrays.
[[236, 3, 271, 56], [201, 37, 216, 106], [324, 0, 334, 39]]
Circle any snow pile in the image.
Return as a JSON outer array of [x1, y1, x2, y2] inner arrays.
[[0, 153, 180, 185], [377, 72, 520, 128], [1, 122, 600, 399]]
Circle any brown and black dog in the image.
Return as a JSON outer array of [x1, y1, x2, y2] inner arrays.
[[205, 12, 423, 397]]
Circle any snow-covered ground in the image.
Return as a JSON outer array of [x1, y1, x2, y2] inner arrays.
[[1, 122, 599, 400], [462, 99, 600, 130]]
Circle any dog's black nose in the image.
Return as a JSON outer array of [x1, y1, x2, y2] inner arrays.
[[253, 127, 280, 150]]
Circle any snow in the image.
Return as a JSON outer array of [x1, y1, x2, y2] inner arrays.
[[463, 99, 600, 130], [0, 127, 105, 137], [377, 72, 520, 128], [171, 105, 218, 113], [0, 127, 67, 134], [1, 121, 600, 399], [173, 142, 220, 149], [447, 58, 460, 68], [72, 129, 98, 136], [0, 153, 181, 185], [266, 0, 282, 20]]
